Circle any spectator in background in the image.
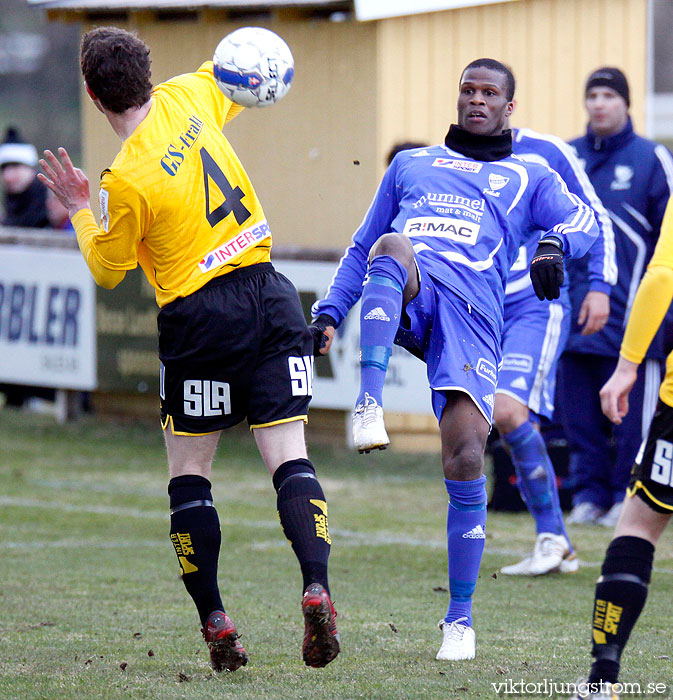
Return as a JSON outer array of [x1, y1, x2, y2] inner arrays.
[[0, 126, 53, 409], [0, 126, 49, 228], [558, 68, 673, 527]]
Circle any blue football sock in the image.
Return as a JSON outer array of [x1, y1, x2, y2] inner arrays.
[[357, 255, 407, 406], [444, 476, 487, 627], [503, 421, 570, 545]]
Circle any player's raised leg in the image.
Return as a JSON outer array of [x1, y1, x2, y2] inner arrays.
[[353, 233, 417, 453], [436, 393, 490, 661], [254, 419, 339, 668], [165, 429, 249, 672]]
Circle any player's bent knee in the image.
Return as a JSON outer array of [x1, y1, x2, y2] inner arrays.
[[370, 233, 414, 265]]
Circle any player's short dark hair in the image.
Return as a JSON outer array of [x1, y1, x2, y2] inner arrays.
[[460, 58, 515, 101], [386, 141, 428, 165], [81, 26, 153, 113]]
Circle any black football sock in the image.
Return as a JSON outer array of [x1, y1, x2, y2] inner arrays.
[[588, 536, 654, 684], [273, 458, 331, 594], [168, 474, 224, 627]]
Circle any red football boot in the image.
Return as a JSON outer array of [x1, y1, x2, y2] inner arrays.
[[301, 583, 340, 668], [202, 611, 249, 672]]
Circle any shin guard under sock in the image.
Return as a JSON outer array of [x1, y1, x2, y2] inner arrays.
[[444, 476, 487, 627], [358, 255, 408, 406], [273, 458, 331, 594], [588, 535, 654, 684], [168, 474, 224, 626]]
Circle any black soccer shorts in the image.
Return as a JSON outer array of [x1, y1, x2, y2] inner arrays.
[[158, 263, 314, 435], [627, 399, 673, 513]]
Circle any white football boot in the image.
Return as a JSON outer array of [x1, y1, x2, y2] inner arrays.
[[567, 502, 605, 525], [352, 393, 390, 453], [596, 502, 623, 528], [500, 533, 576, 576], [436, 617, 476, 660]]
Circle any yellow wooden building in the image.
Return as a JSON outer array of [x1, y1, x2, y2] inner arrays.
[[32, 0, 650, 252]]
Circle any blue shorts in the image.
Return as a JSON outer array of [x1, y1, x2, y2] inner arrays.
[[497, 293, 570, 420], [394, 265, 500, 425]]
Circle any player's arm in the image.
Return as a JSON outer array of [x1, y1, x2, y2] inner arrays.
[[600, 197, 673, 423], [71, 210, 126, 288], [197, 61, 245, 125], [552, 140, 616, 334], [39, 148, 126, 288], [311, 161, 401, 337], [168, 62, 244, 131], [40, 149, 145, 289], [528, 168, 599, 301]]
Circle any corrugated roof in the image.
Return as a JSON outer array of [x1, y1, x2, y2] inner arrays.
[[28, 0, 342, 9]]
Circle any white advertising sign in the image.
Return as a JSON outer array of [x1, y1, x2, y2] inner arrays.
[[354, 0, 517, 21], [0, 244, 97, 390], [275, 259, 433, 416]]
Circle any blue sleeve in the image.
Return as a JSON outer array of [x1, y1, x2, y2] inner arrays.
[[649, 145, 673, 234], [551, 142, 617, 292], [530, 167, 599, 260], [311, 162, 400, 326]]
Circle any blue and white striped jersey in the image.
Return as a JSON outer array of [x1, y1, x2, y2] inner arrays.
[[313, 142, 599, 332], [506, 127, 617, 305]]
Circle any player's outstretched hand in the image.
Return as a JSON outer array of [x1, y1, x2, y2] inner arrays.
[[309, 314, 336, 356], [38, 148, 91, 218], [600, 356, 639, 424], [530, 240, 564, 301]]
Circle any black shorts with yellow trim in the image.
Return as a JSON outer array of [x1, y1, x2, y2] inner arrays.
[[627, 399, 673, 514], [158, 263, 313, 435]]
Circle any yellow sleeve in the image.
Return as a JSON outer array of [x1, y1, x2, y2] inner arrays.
[[92, 169, 148, 270], [174, 62, 244, 128], [620, 197, 673, 364], [224, 100, 245, 124], [71, 208, 127, 289]]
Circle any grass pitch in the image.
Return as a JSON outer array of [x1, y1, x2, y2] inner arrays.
[[1, 409, 672, 700]]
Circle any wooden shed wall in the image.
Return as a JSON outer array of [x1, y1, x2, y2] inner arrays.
[[376, 0, 648, 167]]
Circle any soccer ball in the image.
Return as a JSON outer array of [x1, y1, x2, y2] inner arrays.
[[213, 27, 294, 108]]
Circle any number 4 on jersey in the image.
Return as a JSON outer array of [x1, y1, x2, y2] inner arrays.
[[200, 147, 251, 227]]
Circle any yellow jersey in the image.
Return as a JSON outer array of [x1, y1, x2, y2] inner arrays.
[[73, 61, 271, 307], [620, 197, 673, 406]]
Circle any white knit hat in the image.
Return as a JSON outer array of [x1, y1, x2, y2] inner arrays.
[[0, 127, 38, 168]]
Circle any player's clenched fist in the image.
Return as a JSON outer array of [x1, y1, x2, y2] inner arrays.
[[530, 238, 564, 301], [309, 314, 336, 356]]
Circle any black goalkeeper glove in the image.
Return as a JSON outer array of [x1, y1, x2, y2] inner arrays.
[[530, 238, 564, 301], [309, 314, 336, 356]]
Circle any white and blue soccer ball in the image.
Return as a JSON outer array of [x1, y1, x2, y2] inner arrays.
[[213, 27, 294, 108]]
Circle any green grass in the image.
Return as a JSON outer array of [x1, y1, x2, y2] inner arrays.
[[1, 409, 672, 699]]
